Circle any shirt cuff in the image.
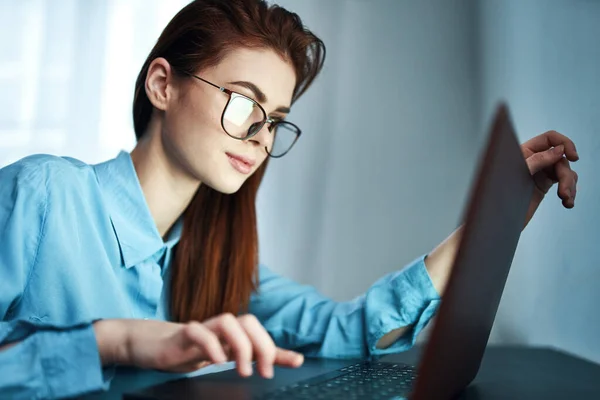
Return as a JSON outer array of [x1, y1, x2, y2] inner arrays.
[[365, 254, 441, 355], [37, 324, 112, 398]]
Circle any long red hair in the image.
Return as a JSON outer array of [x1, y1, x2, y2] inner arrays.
[[132, 0, 325, 323]]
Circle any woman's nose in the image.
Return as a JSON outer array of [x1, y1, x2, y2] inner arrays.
[[248, 122, 273, 151]]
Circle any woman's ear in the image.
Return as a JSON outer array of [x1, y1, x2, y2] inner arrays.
[[145, 57, 174, 111]]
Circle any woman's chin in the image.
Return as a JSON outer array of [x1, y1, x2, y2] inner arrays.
[[204, 176, 245, 195]]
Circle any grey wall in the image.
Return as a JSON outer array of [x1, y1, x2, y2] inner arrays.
[[259, 0, 600, 364], [257, 0, 480, 299], [480, 0, 600, 363]]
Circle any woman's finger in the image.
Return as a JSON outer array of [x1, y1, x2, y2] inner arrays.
[[204, 313, 254, 377], [237, 314, 277, 379], [522, 131, 579, 161], [154, 321, 224, 371], [526, 145, 564, 175], [555, 157, 572, 204], [555, 158, 576, 208], [274, 348, 304, 368], [180, 321, 228, 365]]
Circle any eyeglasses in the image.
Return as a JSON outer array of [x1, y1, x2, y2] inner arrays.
[[184, 73, 302, 158]]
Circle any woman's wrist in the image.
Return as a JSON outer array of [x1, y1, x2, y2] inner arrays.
[[93, 319, 129, 366], [425, 225, 464, 295]]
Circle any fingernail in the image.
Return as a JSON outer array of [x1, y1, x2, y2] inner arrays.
[[244, 363, 253, 377], [555, 145, 564, 154]]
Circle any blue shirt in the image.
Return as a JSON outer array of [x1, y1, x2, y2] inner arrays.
[[0, 152, 440, 399]]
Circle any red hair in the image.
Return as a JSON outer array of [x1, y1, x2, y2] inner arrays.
[[132, 0, 325, 322]]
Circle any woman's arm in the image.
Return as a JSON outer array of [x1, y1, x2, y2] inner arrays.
[[376, 226, 463, 348], [0, 160, 115, 399], [250, 226, 463, 354], [249, 256, 441, 358], [377, 133, 581, 347], [1, 158, 305, 398]]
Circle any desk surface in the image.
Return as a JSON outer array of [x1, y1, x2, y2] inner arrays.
[[84, 345, 600, 400], [388, 345, 600, 399]]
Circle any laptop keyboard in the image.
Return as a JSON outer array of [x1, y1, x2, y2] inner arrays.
[[256, 361, 417, 400]]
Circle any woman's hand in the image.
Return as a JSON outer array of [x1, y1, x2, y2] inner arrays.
[[424, 130, 580, 296], [521, 130, 579, 226], [93, 314, 304, 378]]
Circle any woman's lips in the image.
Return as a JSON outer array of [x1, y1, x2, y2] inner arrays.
[[226, 152, 255, 174]]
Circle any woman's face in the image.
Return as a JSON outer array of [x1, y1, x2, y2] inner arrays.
[[153, 48, 297, 194]]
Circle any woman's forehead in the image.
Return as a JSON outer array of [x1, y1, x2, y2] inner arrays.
[[207, 48, 296, 108]]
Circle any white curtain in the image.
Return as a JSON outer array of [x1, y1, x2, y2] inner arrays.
[[0, 0, 189, 166]]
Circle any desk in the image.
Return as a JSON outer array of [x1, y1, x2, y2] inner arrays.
[[84, 346, 600, 400], [388, 345, 600, 399]]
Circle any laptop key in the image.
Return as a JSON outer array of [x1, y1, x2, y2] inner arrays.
[[255, 362, 414, 400]]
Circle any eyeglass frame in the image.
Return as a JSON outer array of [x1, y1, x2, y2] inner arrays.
[[181, 72, 302, 158]]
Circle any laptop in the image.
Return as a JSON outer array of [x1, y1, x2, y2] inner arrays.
[[124, 103, 534, 400]]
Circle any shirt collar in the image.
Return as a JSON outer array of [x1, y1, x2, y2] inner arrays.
[[93, 151, 182, 268]]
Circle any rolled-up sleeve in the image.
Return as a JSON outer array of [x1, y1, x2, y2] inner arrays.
[[249, 255, 441, 358], [0, 159, 111, 399], [364, 255, 440, 355]]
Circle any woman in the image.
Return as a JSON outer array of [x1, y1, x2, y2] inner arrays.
[[0, 0, 579, 398]]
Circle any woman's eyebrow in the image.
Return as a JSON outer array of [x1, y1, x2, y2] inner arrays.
[[228, 80, 291, 114]]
